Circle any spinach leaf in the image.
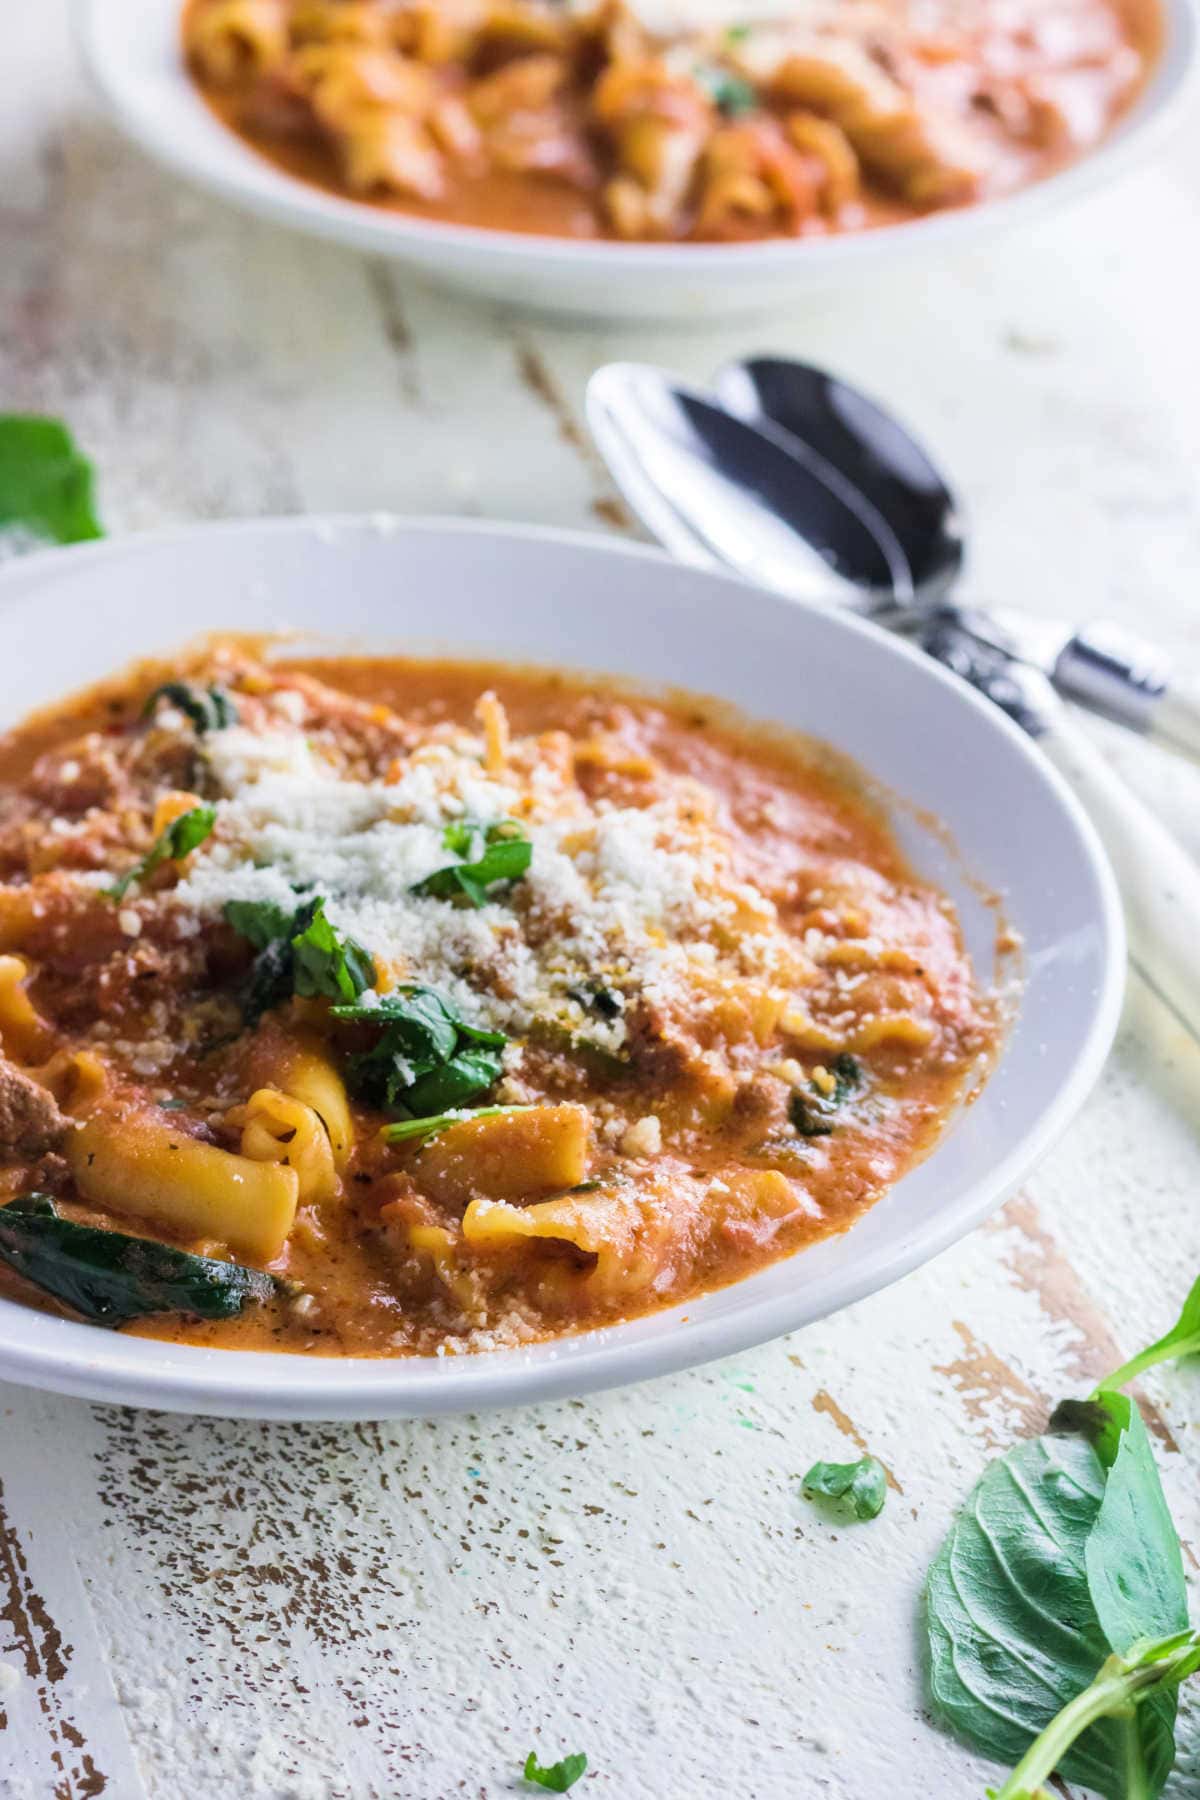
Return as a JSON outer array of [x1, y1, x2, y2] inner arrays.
[[107, 804, 215, 901], [382, 1105, 530, 1147], [0, 1195, 276, 1326], [142, 682, 238, 733], [0, 416, 102, 545], [412, 818, 531, 909], [926, 1390, 1187, 1797], [695, 66, 757, 116], [332, 986, 506, 1117], [801, 1455, 887, 1521], [522, 1749, 587, 1791], [225, 895, 373, 1022], [1099, 1271, 1200, 1393], [789, 1053, 863, 1138]]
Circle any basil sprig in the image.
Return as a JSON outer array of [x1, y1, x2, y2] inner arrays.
[[412, 818, 531, 909], [225, 895, 374, 1021], [142, 682, 238, 733], [0, 415, 102, 545], [106, 804, 215, 902], [0, 1196, 276, 1326], [925, 1269, 1200, 1798], [331, 987, 506, 1117]]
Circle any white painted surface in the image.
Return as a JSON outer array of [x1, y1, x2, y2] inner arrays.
[[2, 5, 1200, 1795]]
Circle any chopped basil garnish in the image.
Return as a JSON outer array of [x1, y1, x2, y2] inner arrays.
[[332, 986, 506, 1117], [0, 1195, 276, 1327], [142, 682, 238, 733], [695, 66, 757, 117], [802, 1455, 887, 1522], [225, 895, 374, 1021], [789, 1052, 862, 1138], [381, 1105, 530, 1147], [521, 1749, 587, 1791], [0, 415, 102, 546], [106, 804, 215, 902], [412, 818, 532, 909]]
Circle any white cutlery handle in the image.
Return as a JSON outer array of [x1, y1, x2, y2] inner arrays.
[[1151, 677, 1200, 761], [1040, 717, 1200, 1040]]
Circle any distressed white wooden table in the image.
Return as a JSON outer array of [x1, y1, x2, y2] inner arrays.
[[4, 9, 1200, 1798]]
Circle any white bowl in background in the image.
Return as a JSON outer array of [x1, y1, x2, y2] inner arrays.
[[75, 0, 1197, 321], [0, 518, 1123, 1417]]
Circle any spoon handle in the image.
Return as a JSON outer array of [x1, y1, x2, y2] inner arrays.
[[1040, 716, 1200, 1041]]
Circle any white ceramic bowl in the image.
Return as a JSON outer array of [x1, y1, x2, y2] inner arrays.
[[0, 518, 1123, 1418], [76, 0, 1197, 322]]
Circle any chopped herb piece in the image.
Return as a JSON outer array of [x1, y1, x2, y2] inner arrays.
[[333, 985, 506, 1116], [157, 1099, 188, 1112], [141, 682, 238, 733], [789, 1052, 863, 1137], [0, 415, 102, 546], [291, 898, 374, 1003], [568, 982, 624, 1022], [106, 804, 215, 902], [695, 66, 757, 116], [802, 1455, 887, 1521], [522, 1749, 588, 1791], [724, 22, 751, 40], [225, 895, 374, 1022], [412, 818, 532, 909], [382, 1105, 531, 1147], [0, 1195, 276, 1327]]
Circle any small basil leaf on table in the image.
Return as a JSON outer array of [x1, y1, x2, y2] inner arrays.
[[926, 1390, 1187, 1797], [801, 1454, 887, 1521], [106, 804, 215, 901], [0, 1195, 276, 1326], [522, 1748, 587, 1791], [142, 682, 238, 733], [0, 415, 103, 545]]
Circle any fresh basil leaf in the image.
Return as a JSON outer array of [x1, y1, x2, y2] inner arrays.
[[1099, 1271, 1200, 1394], [142, 683, 238, 733], [0, 416, 102, 545], [522, 1749, 587, 1792], [801, 1455, 887, 1521], [695, 66, 757, 116], [382, 1104, 530, 1147], [226, 894, 373, 1019], [290, 899, 373, 1003], [107, 804, 215, 901], [412, 820, 532, 909], [926, 1391, 1187, 1797], [224, 897, 297, 951], [398, 1047, 503, 1116], [0, 1195, 276, 1326], [332, 987, 464, 1061]]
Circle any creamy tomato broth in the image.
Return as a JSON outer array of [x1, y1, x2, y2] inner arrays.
[[182, 0, 1161, 243], [0, 646, 997, 1355]]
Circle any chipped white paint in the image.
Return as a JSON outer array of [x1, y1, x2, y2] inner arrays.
[[2, 5, 1200, 1796]]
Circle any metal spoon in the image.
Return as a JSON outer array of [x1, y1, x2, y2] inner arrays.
[[586, 362, 913, 613]]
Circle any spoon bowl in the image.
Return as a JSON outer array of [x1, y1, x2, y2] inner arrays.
[[585, 363, 913, 612], [715, 357, 965, 603]]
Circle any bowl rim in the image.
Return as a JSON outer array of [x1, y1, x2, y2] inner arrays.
[[75, 0, 1199, 276], [0, 516, 1126, 1417]]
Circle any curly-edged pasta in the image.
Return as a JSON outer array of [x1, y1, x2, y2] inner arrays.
[[0, 642, 996, 1353], [181, 0, 1157, 244]]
